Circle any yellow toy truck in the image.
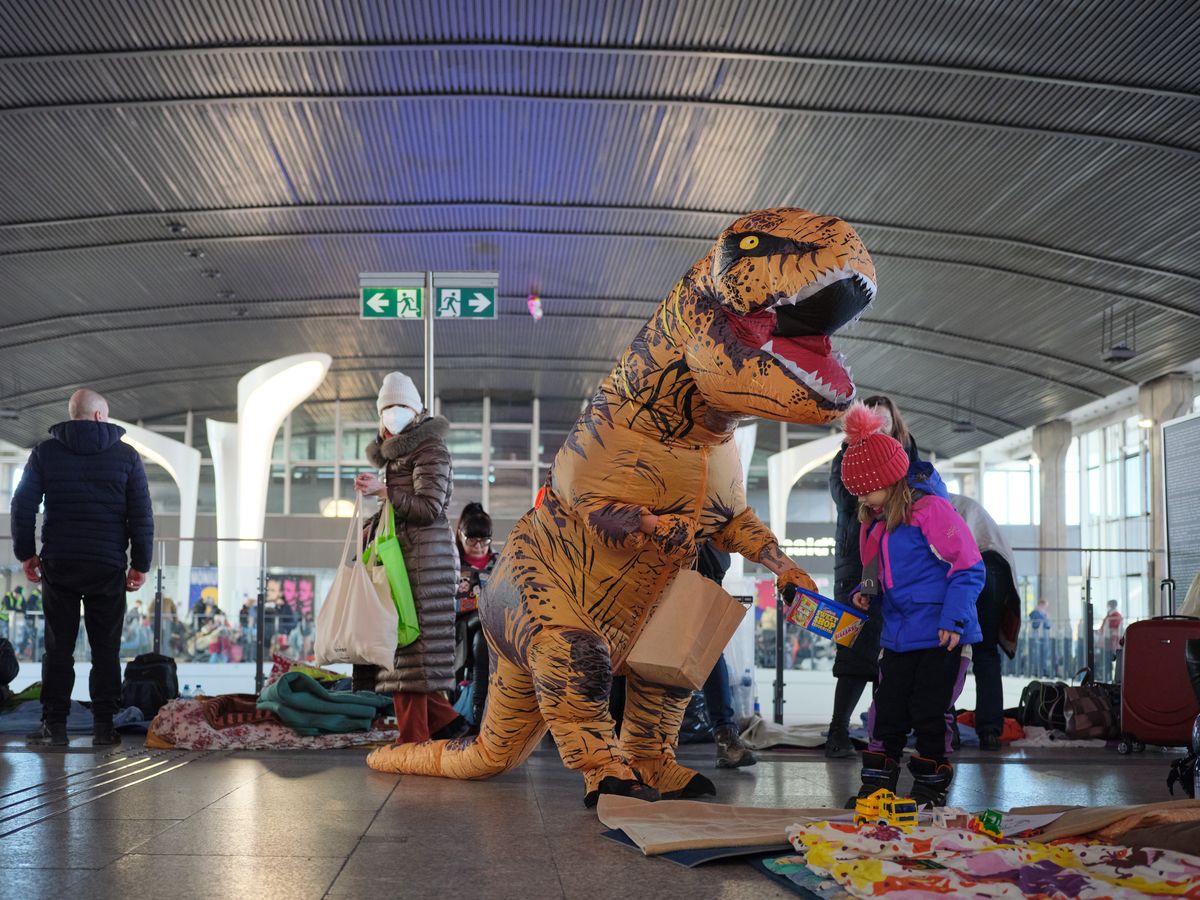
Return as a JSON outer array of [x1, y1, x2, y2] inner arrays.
[[853, 789, 919, 831]]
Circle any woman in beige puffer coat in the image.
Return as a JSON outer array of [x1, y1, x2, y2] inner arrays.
[[353, 372, 462, 742]]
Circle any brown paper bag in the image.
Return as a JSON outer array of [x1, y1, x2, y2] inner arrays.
[[626, 569, 747, 689]]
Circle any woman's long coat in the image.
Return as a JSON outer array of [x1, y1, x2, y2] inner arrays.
[[360, 414, 458, 693]]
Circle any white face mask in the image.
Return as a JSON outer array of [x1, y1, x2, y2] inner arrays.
[[380, 406, 416, 435]]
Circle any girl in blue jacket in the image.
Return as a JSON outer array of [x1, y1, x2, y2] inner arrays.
[[840, 402, 984, 807]]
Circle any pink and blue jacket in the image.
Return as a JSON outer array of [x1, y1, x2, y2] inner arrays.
[[860, 494, 984, 652]]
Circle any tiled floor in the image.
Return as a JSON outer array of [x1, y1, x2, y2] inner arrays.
[[0, 736, 1181, 899]]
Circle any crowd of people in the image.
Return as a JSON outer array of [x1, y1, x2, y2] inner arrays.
[[4, 376, 1135, 812]]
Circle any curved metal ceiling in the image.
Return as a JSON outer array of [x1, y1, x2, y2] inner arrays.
[[0, 0, 1197, 458]]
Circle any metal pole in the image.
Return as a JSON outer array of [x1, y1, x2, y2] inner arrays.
[[1084, 568, 1094, 676], [255, 541, 267, 695], [773, 592, 785, 725], [424, 271, 435, 407], [152, 540, 164, 655]]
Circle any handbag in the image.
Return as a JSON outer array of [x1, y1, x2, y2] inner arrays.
[[1019, 679, 1068, 731], [362, 501, 421, 648], [1062, 668, 1119, 740], [314, 495, 399, 669]]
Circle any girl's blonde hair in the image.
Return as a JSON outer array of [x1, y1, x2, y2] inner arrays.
[[858, 480, 914, 532]]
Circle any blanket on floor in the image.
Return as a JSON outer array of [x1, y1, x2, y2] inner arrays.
[[203, 693, 280, 729], [597, 796, 1200, 858], [790, 820, 1200, 898], [146, 698, 397, 750], [256, 671, 392, 735]]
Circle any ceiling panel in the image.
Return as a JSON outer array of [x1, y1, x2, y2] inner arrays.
[[0, 0, 1195, 458]]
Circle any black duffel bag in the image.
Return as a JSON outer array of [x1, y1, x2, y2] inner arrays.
[[119, 652, 179, 720]]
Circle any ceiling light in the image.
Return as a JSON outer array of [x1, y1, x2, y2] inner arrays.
[[185, 248, 205, 259], [218, 289, 236, 299], [1137, 417, 1154, 429], [167, 221, 188, 234], [200, 269, 222, 279], [951, 420, 976, 434]]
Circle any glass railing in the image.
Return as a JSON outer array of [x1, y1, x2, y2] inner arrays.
[[0, 538, 1168, 704]]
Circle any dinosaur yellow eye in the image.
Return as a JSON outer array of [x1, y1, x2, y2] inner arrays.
[[739, 235, 760, 251]]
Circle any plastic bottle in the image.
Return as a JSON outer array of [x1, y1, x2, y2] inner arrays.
[[181, 684, 192, 699], [194, 684, 204, 699], [741, 666, 753, 688]]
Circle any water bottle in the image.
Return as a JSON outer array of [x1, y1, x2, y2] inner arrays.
[[194, 683, 204, 699], [741, 666, 753, 688], [181, 684, 192, 699]]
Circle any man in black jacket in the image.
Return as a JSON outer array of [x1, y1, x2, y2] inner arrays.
[[11, 389, 154, 747]]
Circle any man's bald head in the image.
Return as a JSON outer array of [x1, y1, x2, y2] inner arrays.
[[68, 389, 109, 422]]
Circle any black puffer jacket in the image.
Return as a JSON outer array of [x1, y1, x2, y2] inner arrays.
[[11, 421, 153, 572], [359, 415, 458, 694]]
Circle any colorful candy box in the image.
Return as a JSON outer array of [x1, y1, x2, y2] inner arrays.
[[785, 587, 866, 647]]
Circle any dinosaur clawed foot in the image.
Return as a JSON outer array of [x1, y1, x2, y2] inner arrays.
[[583, 775, 662, 809]]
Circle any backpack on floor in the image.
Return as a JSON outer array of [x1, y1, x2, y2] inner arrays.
[[120, 652, 179, 720], [1019, 679, 1068, 732]]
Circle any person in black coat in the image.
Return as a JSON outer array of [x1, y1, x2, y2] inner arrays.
[[825, 396, 918, 758], [11, 389, 154, 748]]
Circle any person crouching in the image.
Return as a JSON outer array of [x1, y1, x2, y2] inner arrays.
[[839, 402, 984, 808]]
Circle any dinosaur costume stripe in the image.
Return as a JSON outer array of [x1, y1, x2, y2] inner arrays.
[[368, 207, 876, 805]]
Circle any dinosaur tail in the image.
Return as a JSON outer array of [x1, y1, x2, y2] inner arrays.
[[366, 655, 546, 778]]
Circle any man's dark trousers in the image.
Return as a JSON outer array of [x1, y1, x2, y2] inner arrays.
[[40, 559, 125, 725]]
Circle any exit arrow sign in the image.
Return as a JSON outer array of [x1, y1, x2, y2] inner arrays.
[[360, 287, 422, 319], [436, 287, 496, 319]]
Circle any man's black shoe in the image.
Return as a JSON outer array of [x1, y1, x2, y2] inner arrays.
[[978, 731, 1002, 751], [92, 723, 121, 746], [26, 722, 69, 747]]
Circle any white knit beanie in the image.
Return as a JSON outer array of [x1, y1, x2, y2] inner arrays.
[[376, 372, 423, 415]]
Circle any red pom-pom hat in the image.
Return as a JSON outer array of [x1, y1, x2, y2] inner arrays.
[[839, 402, 910, 496]]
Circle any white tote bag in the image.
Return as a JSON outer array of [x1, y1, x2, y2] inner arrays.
[[315, 495, 399, 670]]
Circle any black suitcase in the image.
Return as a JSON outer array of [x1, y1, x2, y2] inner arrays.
[[120, 652, 179, 719]]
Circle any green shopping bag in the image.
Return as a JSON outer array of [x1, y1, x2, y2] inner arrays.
[[362, 502, 421, 647]]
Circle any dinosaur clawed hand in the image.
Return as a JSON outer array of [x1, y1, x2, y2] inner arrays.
[[650, 514, 698, 561], [777, 566, 818, 605]]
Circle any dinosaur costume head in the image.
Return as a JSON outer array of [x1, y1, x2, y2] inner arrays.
[[620, 207, 875, 436]]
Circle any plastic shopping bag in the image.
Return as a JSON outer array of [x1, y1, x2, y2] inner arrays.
[[315, 495, 399, 669], [363, 502, 421, 648]]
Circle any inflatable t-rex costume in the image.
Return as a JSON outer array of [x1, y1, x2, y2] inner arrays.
[[368, 208, 876, 805]]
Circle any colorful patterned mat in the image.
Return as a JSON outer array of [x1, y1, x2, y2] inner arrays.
[[787, 821, 1200, 898]]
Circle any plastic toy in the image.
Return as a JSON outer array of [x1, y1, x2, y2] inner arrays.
[[930, 806, 972, 829], [969, 809, 1004, 839], [854, 789, 919, 831]]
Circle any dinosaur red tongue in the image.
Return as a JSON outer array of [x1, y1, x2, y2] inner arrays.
[[725, 309, 853, 398], [766, 334, 854, 398]]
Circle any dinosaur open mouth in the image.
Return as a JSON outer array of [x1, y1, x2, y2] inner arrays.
[[722, 270, 873, 406]]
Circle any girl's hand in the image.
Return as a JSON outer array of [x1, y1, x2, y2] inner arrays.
[[938, 629, 961, 651], [638, 512, 659, 534], [851, 592, 870, 612]]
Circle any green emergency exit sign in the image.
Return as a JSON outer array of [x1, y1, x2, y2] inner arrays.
[[361, 287, 423, 319]]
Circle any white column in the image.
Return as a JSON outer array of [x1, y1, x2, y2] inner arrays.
[[1032, 419, 1073, 617], [767, 433, 844, 539], [207, 353, 331, 615], [1138, 372, 1195, 608], [111, 420, 201, 608]]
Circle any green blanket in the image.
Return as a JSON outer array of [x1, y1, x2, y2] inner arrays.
[[257, 672, 392, 736]]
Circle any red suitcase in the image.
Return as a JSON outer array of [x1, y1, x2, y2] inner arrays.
[[1118, 579, 1200, 752]]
